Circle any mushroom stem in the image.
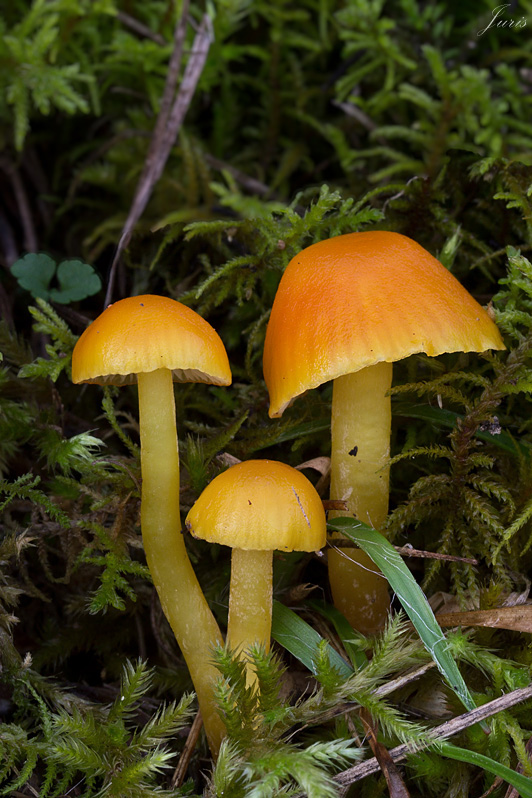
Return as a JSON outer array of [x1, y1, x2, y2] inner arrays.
[[137, 368, 225, 754], [227, 548, 273, 684], [329, 362, 392, 634]]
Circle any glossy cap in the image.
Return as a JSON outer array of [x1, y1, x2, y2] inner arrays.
[[185, 459, 326, 552], [263, 231, 505, 417], [72, 294, 232, 386]]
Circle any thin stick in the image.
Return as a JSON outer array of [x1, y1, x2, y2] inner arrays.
[[393, 545, 478, 565], [105, 2, 214, 306], [204, 154, 274, 196], [0, 158, 37, 252], [334, 684, 532, 787], [327, 539, 478, 565], [105, 2, 190, 306], [170, 711, 203, 788], [116, 10, 167, 44], [310, 662, 437, 726], [0, 208, 18, 268], [375, 661, 437, 699]]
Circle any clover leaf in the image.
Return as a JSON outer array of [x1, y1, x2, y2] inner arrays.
[[49, 260, 102, 303], [11, 253, 56, 299], [11, 253, 102, 304]]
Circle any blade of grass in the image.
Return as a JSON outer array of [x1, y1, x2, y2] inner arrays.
[[249, 420, 331, 451], [393, 401, 529, 457], [307, 599, 368, 671], [271, 600, 353, 678], [437, 742, 532, 797], [327, 518, 480, 720]]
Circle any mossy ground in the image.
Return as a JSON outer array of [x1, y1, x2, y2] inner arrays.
[[1, 1, 532, 795]]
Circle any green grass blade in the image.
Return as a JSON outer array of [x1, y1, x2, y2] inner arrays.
[[437, 742, 532, 797], [271, 600, 353, 678], [249, 419, 331, 451], [328, 518, 477, 715], [393, 401, 529, 457], [308, 599, 368, 671]]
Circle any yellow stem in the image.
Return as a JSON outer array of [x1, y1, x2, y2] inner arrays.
[[329, 363, 392, 634], [138, 369, 225, 755], [227, 548, 272, 686]]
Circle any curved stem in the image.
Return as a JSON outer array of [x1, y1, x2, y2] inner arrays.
[[227, 548, 273, 685], [329, 363, 392, 634], [138, 369, 225, 755]]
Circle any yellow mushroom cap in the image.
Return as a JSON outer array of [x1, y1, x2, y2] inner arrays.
[[263, 231, 505, 418], [185, 459, 326, 552], [72, 294, 232, 386]]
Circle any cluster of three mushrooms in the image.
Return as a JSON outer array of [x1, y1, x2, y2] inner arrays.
[[72, 231, 506, 752]]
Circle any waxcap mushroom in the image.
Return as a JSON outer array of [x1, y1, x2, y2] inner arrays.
[[186, 459, 326, 681], [72, 294, 231, 387], [71, 294, 231, 755], [262, 231, 505, 635], [264, 231, 505, 418], [186, 459, 326, 552]]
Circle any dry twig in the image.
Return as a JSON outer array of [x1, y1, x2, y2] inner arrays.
[[105, 3, 213, 306], [171, 710, 203, 788], [326, 538, 478, 565], [0, 157, 37, 253], [334, 684, 532, 788]]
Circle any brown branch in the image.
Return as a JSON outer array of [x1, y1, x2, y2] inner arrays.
[[204, 153, 274, 197], [393, 546, 478, 565], [309, 662, 437, 727], [0, 158, 37, 253], [360, 708, 411, 798], [105, 4, 214, 306], [334, 684, 532, 788], [327, 539, 478, 565], [0, 208, 18, 269], [116, 10, 167, 45], [170, 710, 203, 788]]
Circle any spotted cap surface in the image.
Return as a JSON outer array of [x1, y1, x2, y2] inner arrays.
[[186, 459, 326, 552]]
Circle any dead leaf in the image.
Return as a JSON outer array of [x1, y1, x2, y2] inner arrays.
[[284, 583, 319, 604], [295, 456, 331, 476], [502, 579, 531, 607], [216, 452, 241, 467], [323, 499, 349, 511]]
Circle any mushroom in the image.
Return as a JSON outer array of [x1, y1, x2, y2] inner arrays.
[[185, 459, 326, 683], [263, 231, 506, 634], [72, 294, 231, 754]]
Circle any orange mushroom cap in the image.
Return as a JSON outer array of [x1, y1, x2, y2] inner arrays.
[[263, 231, 505, 417], [72, 294, 232, 386], [185, 459, 326, 552]]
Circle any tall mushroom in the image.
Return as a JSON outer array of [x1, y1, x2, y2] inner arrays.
[[72, 294, 231, 754], [185, 459, 326, 684], [263, 231, 505, 634]]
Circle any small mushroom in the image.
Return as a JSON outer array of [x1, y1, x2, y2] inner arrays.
[[72, 294, 231, 754], [185, 459, 326, 684], [263, 231, 505, 634]]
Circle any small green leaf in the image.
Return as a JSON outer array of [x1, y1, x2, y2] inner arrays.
[[49, 260, 102, 303], [271, 600, 353, 678], [11, 253, 56, 299], [11, 255, 101, 304]]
